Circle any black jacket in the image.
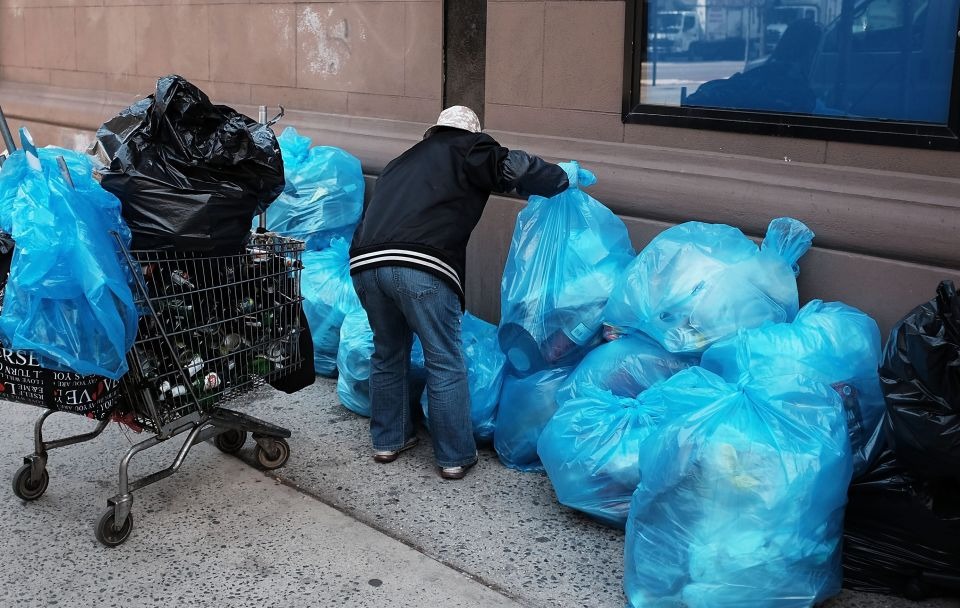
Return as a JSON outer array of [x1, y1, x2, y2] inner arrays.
[[349, 127, 568, 305]]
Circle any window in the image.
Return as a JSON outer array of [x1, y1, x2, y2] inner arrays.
[[622, 0, 960, 149]]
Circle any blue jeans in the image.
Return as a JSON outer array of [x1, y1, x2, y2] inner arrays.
[[352, 266, 477, 468]]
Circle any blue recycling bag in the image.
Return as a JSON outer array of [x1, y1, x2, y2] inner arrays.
[[624, 367, 852, 607], [417, 312, 506, 443], [604, 218, 814, 353], [537, 336, 697, 527], [336, 305, 374, 416], [261, 127, 363, 249], [554, 333, 698, 409], [0, 142, 137, 380], [494, 367, 572, 472], [701, 300, 885, 477], [336, 302, 427, 417], [498, 163, 634, 376], [302, 238, 358, 376]]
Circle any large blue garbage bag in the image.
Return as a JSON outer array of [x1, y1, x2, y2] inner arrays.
[[604, 218, 814, 353], [417, 312, 506, 443], [336, 303, 427, 417], [537, 336, 697, 527], [336, 305, 374, 416], [498, 163, 634, 376], [624, 367, 852, 608], [494, 367, 571, 471], [263, 127, 364, 249], [554, 333, 698, 409], [701, 300, 884, 478], [302, 238, 358, 376], [0, 140, 137, 380]]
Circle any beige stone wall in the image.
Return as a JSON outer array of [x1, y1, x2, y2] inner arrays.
[[0, 1, 442, 123], [486, 1, 626, 141]]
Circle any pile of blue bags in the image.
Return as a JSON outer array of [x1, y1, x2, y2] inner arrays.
[[299, 152, 882, 606]]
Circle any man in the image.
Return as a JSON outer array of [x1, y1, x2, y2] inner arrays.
[[349, 106, 572, 480]]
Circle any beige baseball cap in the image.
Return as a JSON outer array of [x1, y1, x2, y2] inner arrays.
[[423, 105, 482, 139]]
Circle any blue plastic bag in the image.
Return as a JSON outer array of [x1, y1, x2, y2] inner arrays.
[[701, 300, 885, 477], [624, 367, 852, 607], [554, 333, 698, 409], [537, 336, 697, 527], [302, 238, 358, 376], [0, 140, 137, 380], [494, 367, 571, 471], [604, 218, 814, 353], [416, 312, 506, 443], [336, 302, 427, 417], [498, 164, 634, 376], [336, 305, 374, 416], [262, 127, 364, 249]]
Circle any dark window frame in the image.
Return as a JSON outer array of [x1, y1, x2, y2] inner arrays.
[[622, 0, 960, 150]]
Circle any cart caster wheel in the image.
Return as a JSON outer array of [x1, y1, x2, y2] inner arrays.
[[95, 509, 133, 548], [214, 429, 247, 454], [255, 438, 290, 470], [12, 463, 48, 501]]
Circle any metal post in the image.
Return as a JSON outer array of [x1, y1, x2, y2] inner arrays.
[[257, 105, 268, 234], [0, 105, 16, 153]]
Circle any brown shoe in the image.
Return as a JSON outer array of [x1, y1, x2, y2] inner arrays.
[[439, 459, 477, 480], [372, 437, 419, 464]]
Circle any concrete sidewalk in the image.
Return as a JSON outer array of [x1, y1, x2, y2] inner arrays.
[[0, 401, 519, 608], [237, 378, 959, 608], [2, 382, 957, 608]]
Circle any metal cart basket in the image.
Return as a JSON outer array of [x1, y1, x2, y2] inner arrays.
[[12, 231, 306, 547]]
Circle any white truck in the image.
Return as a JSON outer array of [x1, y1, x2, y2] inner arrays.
[[764, 3, 821, 53], [651, 2, 763, 60]]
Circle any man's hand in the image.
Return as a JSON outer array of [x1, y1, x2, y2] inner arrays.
[[557, 161, 597, 189]]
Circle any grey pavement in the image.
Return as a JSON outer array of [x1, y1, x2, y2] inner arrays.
[[1, 380, 958, 608], [0, 401, 519, 608], [238, 378, 959, 608]]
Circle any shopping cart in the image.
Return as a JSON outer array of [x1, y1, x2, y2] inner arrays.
[[11, 230, 306, 547]]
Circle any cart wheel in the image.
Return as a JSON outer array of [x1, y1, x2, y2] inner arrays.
[[12, 463, 49, 501], [214, 429, 247, 454], [255, 438, 290, 470], [95, 508, 133, 548]]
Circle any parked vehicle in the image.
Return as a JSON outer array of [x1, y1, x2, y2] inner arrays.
[[650, 3, 762, 60]]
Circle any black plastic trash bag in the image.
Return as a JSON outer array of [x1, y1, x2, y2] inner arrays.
[[880, 281, 960, 480], [843, 450, 960, 600], [95, 75, 285, 252]]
